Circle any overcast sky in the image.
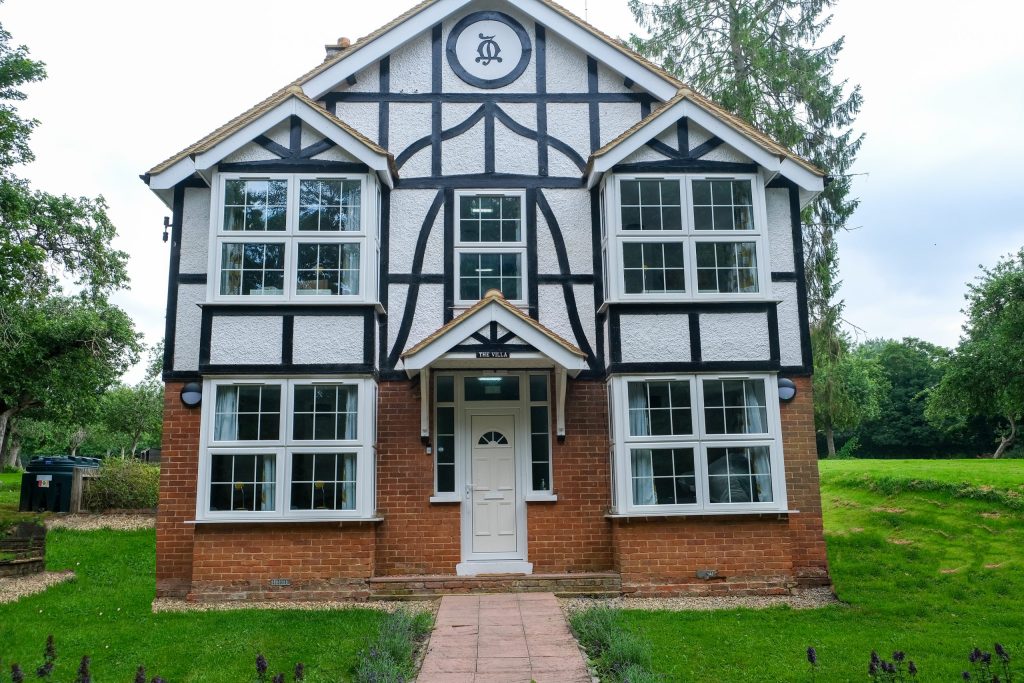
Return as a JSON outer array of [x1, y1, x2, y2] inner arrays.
[[3, 0, 1022, 382]]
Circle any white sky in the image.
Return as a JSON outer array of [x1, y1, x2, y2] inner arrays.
[[3, 0, 1022, 382]]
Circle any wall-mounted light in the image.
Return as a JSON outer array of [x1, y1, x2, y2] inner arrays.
[[162, 216, 171, 243], [180, 382, 203, 408], [778, 378, 797, 402]]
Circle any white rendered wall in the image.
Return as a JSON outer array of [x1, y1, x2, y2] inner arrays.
[[180, 188, 210, 274], [209, 317, 283, 366], [172, 284, 205, 372], [618, 313, 691, 364], [775, 282, 803, 367], [292, 316, 365, 365], [766, 188, 795, 272], [699, 313, 771, 361]]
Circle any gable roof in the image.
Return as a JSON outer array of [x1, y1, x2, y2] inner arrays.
[[586, 88, 826, 194], [144, 86, 396, 194], [401, 289, 588, 376]]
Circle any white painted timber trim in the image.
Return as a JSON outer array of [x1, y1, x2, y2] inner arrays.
[[401, 304, 588, 376], [301, 0, 679, 101], [586, 98, 825, 194]]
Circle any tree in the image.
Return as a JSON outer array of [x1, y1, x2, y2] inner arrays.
[[0, 11, 139, 466], [812, 330, 887, 457], [628, 0, 863, 326], [96, 382, 163, 456], [926, 249, 1024, 458]]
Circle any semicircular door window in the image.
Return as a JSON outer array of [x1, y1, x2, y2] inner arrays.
[[478, 431, 509, 446]]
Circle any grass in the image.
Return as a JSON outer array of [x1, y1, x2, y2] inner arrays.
[[594, 459, 1024, 681], [0, 472, 21, 511], [0, 529, 393, 682]]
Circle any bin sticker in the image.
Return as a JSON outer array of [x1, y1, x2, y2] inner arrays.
[[37, 474, 52, 488]]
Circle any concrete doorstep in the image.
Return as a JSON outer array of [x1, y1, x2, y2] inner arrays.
[[416, 592, 593, 683]]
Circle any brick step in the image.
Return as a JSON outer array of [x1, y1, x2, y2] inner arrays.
[[368, 572, 622, 598]]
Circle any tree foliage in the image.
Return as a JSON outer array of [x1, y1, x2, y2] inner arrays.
[[627, 0, 863, 323], [926, 249, 1024, 458], [0, 12, 140, 466], [812, 329, 887, 457]]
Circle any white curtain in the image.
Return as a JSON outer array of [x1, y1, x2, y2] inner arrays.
[[343, 386, 359, 440], [214, 387, 238, 441], [753, 448, 773, 502], [628, 384, 649, 436], [261, 455, 276, 510], [744, 381, 766, 434], [341, 453, 357, 510], [631, 450, 656, 505]]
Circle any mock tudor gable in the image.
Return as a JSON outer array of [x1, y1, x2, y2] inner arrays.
[[146, 0, 831, 599]]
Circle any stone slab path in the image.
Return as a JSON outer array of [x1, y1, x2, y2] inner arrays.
[[416, 593, 592, 683]]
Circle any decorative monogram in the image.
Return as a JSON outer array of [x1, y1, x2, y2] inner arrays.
[[475, 33, 503, 66]]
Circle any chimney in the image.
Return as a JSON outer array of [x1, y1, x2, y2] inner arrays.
[[325, 36, 352, 60]]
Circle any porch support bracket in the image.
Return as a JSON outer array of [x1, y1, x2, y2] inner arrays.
[[555, 366, 567, 439], [420, 367, 431, 440]]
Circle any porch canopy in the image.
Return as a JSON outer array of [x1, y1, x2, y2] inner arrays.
[[400, 290, 589, 439]]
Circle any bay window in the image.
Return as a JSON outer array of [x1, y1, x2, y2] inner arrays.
[[610, 374, 786, 514], [604, 174, 769, 301], [200, 378, 376, 520], [455, 191, 526, 304], [213, 173, 375, 302]]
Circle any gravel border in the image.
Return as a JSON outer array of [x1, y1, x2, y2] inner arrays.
[[153, 597, 439, 615], [560, 587, 842, 613], [46, 514, 155, 531], [0, 571, 75, 604]]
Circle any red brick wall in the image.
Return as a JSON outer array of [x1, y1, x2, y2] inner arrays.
[[190, 523, 376, 600], [156, 381, 201, 598], [374, 380, 461, 575], [527, 379, 614, 573], [611, 374, 830, 595]]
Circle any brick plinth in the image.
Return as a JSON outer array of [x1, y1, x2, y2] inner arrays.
[[156, 381, 201, 597]]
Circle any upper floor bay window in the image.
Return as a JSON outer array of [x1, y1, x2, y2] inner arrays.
[[200, 378, 377, 520], [455, 191, 526, 305], [213, 174, 376, 303], [609, 374, 786, 515], [601, 175, 769, 301]]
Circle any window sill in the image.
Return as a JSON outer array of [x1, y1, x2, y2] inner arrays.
[[606, 509, 798, 519], [525, 494, 558, 502], [429, 496, 461, 504], [188, 516, 384, 524]]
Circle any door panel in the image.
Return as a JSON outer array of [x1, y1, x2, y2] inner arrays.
[[470, 414, 517, 554]]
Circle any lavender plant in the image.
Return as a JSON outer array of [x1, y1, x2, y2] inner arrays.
[[74, 655, 91, 683], [966, 643, 1015, 683], [256, 654, 269, 683], [9, 665, 23, 683], [36, 635, 56, 679], [134, 665, 146, 683], [865, 649, 918, 682], [807, 646, 818, 682]]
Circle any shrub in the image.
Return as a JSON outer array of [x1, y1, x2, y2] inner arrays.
[[83, 459, 159, 511], [353, 609, 432, 683], [570, 607, 660, 683]]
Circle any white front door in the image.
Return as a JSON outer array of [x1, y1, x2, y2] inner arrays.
[[470, 414, 518, 555]]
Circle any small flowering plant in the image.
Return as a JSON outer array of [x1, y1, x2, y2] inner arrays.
[[965, 643, 1015, 683], [867, 649, 918, 682]]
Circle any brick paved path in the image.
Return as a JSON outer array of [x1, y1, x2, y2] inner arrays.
[[416, 593, 592, 683]]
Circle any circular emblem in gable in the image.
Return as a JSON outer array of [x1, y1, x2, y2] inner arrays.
[[446, 11, 532, 89]]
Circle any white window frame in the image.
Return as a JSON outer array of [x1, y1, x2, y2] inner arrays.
[[453, 190, 528, 306], [196, 377, 377, 521], [209, 172, 376, 304], [602, 173, 772, 302], [609, 373, 787, 515]]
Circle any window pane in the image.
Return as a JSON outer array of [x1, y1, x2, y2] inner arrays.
[[692, 179, 755, 231], [626, 381, 692, 436], [620, 180, 682, 231], [631, 448, 695, 505], [460, 195, 521, 243], [209, 453, 276, 512], [436, 376, 455, 403], [289, 452, 357, 510], [695, 242, 758, 294], [295, 243, 361, 296], [292, 384, 358, 441], [220, 243, 286, 296], [213, 385, 280, 441], [223, 179, 287, 231], [298, 179, 360, 232], [621, 242, 685, 295], [530, 404, 551, 492], [459, 252, 523, 301], [706, 446, 772, 504], [464, 376, 520, 401], [702, 379, 768, 435], [529, 375, 548, 402]]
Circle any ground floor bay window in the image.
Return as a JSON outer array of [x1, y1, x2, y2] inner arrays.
[[197, 377, 377, 521], [608, 374, 788, 514]]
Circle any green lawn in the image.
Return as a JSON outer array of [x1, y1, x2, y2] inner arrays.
[[609, 459, 1024, 681], [0, 472, 20, 511], [822, 457, 1024, 491], [0, 530, 388, 682]]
